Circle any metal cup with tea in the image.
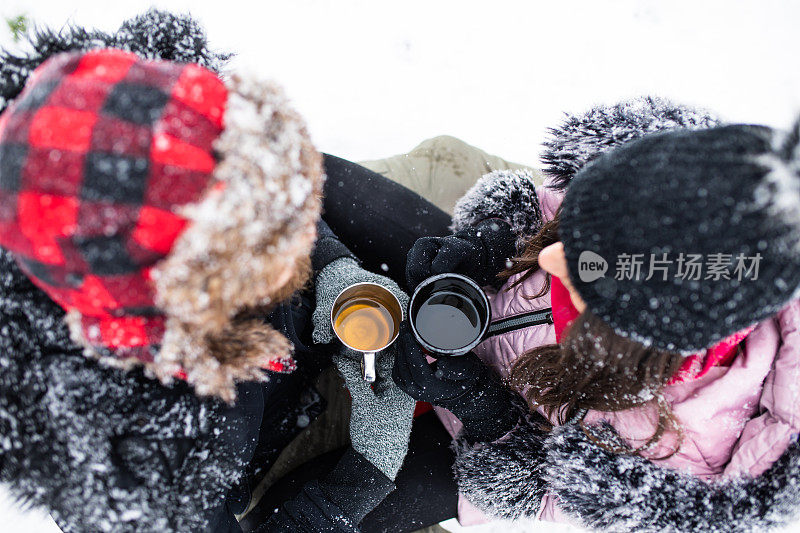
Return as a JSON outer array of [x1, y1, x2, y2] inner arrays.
[[331, 282, 403, 381]]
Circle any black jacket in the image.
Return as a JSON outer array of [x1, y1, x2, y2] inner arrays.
[[0, 244, 249, 532], [261, 448, 394, 532], [0, 220, 391, 532]]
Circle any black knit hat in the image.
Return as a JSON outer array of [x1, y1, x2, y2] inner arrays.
[[560, 121, 800, 352]]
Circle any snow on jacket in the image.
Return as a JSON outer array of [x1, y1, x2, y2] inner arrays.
[[0, 219, 358, 532], [436, 168, 800, 532], [0, 246, 261, 532]]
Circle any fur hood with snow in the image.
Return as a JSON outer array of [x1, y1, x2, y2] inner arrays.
[[444, 98, 800, 531]]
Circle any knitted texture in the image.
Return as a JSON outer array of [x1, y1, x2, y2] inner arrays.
[[560, 123, 800, 352], [405, 219, 517, 288], [312, 257, 409, 344], [333, 349, 415, 480], [313, 257, 413, 479]]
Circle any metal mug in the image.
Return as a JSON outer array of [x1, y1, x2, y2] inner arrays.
[[330, 282, 403, 381], [408, 273, 491, 357]]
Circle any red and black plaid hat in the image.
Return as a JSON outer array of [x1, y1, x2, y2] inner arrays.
[[0, 48, 224, 362], [0, 49, 325, 401]]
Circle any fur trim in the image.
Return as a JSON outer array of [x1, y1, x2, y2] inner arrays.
[[114, 9, 231, 69], [541, 96, 720, 190], [0, 248, 248, 532], [542, 423, 800, 532], [453, 404, 549, 520], [451, 169, 543, 250], [151, 74, 324, 402], [0, 9, 230, 113]]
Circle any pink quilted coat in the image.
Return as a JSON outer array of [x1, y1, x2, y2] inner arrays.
[[439, 179, 800, 527]]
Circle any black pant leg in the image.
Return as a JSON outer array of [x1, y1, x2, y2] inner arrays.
[[321, 154, 452, 291], [359, 412, 458, 532], [243, 412, 458, 533]]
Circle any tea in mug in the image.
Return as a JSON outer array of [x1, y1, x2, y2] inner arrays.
[[409, 273, 491, 356], [333, 298, 396, 351], [414, 291, 482, 350]]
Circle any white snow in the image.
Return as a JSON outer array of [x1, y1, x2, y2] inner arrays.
[[440, 517, 582, 533], [2, 1, 800, 531], [0, 488, 60, 532]]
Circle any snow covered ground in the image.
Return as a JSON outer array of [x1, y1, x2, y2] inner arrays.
[[1, 1, 800, 531]]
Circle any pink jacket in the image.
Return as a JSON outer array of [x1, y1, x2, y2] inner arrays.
[[442, 176, 800, 529]]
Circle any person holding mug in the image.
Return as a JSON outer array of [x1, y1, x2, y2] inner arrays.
[[396, 98, 800, 530], [0, 10, 416, 532]]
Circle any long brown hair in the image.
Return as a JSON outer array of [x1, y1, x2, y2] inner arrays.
[[502, 216, 685, 457]]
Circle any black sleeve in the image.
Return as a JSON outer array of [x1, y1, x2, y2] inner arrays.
[[312, 219, 357, 275], [258, 447, 395, 532], [446, 364, 524, 445]]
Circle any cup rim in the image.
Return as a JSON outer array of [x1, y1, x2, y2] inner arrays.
[[329, 281, 403, 354], [408, 273, 491, 356]]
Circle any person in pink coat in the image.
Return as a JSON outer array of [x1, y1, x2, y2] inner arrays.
[[395, 97, 800, 531]]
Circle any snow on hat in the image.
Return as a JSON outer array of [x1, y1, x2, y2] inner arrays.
[[540, 96, 720, 191], [560, 121, 800, 353], [0, 13, 324, 402]]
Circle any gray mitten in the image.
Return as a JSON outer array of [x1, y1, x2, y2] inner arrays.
[[313, 257, 409, 344], [334, 347, 415, 480]]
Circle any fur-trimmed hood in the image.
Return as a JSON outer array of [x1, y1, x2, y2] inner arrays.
[[540, 96, 720, 190]]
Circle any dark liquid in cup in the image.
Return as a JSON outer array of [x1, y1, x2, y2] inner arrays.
[[414, 291, 482, 350]]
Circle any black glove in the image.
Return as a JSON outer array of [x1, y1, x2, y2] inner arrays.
[[406, 218, 517, 289], [392, 324, 519, 443]]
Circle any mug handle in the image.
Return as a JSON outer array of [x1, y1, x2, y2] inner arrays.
[[361, 351, 377, 382]]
